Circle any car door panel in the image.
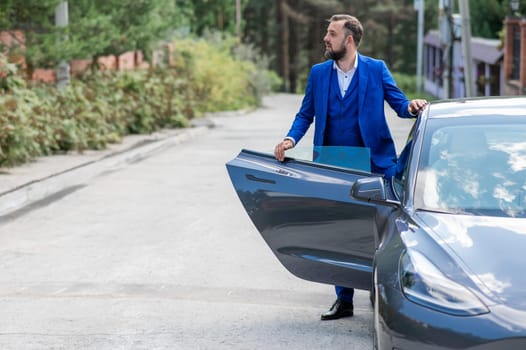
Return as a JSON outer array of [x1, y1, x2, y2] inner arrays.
[[226, 150, 380, 290]]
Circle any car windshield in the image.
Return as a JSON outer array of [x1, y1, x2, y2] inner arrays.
[[415, 117, 526, 217]]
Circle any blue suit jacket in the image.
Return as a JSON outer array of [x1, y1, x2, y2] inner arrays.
[[286, 54, 413, 176]]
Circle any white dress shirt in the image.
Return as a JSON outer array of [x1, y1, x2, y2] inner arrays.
[[333, 56, 358, 97]]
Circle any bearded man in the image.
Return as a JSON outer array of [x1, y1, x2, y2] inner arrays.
[[274, 14, 427, 321]]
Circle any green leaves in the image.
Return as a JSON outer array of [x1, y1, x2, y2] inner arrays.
[[0, 0, 180, 69], [172, 34, 275, 113], [0, 33, 276, 167], [0, 52, 187, 167]]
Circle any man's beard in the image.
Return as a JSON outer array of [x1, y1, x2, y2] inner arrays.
[[324, 42, 346, 61]]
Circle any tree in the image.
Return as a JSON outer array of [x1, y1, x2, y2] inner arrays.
[[269, 0, 342, 92], [242, 0, 274, 56], [241, 0, 431, 92], [469, 0, 506, 39], [0, 0, 63, 75], [0, 0, 181, 74], [67, 0, 179, 60], [186, 0, 244, 36], [1, 0, 513, 92]]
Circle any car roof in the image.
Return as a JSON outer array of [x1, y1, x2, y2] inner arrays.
[[427, 96, 526, 119]]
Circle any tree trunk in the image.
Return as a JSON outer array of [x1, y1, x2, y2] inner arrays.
[[386, 13, 394, 67], [307, 13, 323, 71], [260, 5, 270, 55], [276, 0, 289, 92], [289, 14, 298, 93]]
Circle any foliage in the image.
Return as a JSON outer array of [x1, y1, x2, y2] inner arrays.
[[1, 0, 514, 167], [70, 0, 178, 59], [0, 0, 518, 93], [391, 72, 435, 101], [0, 28, 275, 166], [111, 68, 190, 135], [242, 0, 434, 91], [179, 0, 250, 36], [0, 0, 179, 70], [0, 0, 61, 74], [0, 70, 42, 165], [233, 39, 283, 102], [469, 0, 507, 38], [0, 60, 192, 166], [172, 32, 278, 112], [238, 0, 513, 91]]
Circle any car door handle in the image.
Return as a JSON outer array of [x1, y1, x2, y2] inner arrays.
[[245, 174, 276, 184]]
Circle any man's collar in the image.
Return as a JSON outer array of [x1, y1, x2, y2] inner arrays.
[[332, 53, 359, 73]]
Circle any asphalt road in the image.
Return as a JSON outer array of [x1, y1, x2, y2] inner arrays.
[[0, 94, 413, 349]]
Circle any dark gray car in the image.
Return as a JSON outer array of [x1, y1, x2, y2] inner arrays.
[[226, 96, 526, 349]]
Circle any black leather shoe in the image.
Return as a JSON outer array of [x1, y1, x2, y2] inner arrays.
[[320, 299, 354, 321]]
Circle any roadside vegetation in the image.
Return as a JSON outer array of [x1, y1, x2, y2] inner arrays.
[[0, 35, 280, 167], [2, 0, 504, 167]]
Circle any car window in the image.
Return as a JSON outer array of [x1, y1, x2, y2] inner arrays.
[[286, 146, 371, 172], [415, 118, 526, 217], [393, 122, 417, 198]]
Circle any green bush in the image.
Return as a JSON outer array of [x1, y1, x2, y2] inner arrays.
[[232, 40, 283, 102], [392, 72, 436, 100], [392, 72, 416, 94], [1, 33, 275, 167], [172, 33, 279, 113], [0, 58, 46, 166], [0, 66, 191, 167], [117, 68, 189, 134]]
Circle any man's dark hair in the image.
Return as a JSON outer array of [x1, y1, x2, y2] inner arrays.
[[329, 14, 363, 48]]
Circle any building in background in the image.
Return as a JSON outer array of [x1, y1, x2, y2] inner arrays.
[[423, 30, 504, 98], [503, 15, 526, 95]]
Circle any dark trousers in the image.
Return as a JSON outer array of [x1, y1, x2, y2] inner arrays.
[[316, 150, 390, 306], [335, 286, 354, 303]]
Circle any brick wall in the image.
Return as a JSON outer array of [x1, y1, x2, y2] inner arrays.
[[117, 51, 135, 70], [31, 68, 55, 83], [503, 17, 526, 95], [0, 30, 26, 67], [1, 30, 175, 83], [522, 21, 526, 91]]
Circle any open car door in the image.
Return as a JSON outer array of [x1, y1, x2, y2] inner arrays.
[[226, 149, 386, 290]]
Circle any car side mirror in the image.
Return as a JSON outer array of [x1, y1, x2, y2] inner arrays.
[[351, 177, 401, 207]]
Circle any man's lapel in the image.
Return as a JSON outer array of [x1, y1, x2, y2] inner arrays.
[[357, 54, 368, 115], [318, 60, 332, 122]]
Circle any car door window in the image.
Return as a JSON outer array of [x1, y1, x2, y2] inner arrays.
[[287, 146, 371, 172], [393, 122, 417, 199]]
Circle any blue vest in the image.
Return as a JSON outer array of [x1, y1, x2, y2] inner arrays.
[[324, 68, 363, 147]]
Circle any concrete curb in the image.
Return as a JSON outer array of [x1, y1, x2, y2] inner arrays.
[[0, 125, 209, 217]]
